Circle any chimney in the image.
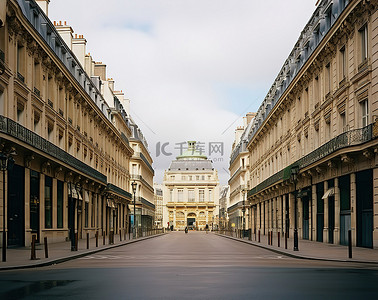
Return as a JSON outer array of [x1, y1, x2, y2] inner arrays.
[[114, 91, 130, 115], [246, 112, 257, 125], [36, 0, 50, 16], [94, 62, 107, 81], [54, 21, 74, 50], [72, 34, 87, 67], [108, 78, 114, 91]]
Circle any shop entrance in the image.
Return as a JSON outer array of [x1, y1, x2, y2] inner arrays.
[[187, 218, 196, 230], [7, 164, 25, 247]]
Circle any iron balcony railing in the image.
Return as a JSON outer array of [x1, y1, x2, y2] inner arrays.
[[247, 123, 376, 198], [135, 196, 155, 209], [297, 124, 373, 169], [130, 174, 154, 192], [0, 115, 107, 184], [133, 152, 154, 175]]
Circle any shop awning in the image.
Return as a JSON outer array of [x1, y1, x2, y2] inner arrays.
[[322, 188, 335, 199]]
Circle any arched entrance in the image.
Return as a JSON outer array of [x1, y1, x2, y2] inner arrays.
[[187, 213, 196, 230]]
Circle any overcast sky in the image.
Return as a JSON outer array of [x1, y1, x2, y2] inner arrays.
[[49, 0, 317, 185]]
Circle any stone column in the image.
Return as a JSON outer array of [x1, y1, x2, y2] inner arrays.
[[277, 196, 281, 233], [350, 173, 357, 246], [257, 202, 261, 232], [312, 184, 317, 241], [323, 181, 329, 243], [40, 174, 45, 238], [374, 168, 378, 248], [298, 196, 303, 239], [334, 177, 340, 244], [52, 178, 58, 230], [282, 195, 286, 235], [289, 192, 295, 238], [24, 168, 31, 246]]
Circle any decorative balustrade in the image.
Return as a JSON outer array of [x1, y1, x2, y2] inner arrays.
[[0, 115, 107, 184], [248, 123, 376, 198]]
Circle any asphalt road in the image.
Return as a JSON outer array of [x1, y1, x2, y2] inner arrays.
[[0, 232, 377, 299]]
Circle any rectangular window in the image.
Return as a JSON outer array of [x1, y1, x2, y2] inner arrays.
[[178, 189, 183, 202], [339, 46, 346, 80], [170, 189, 173, 202], [188, 190, 195, 202], [360, 24, 368, 62], [314, 76, 319, 105], [325, 5, 333, 28], [325, 63, 331, 95], [57, 180, 63, 228], [17, 44, 25, 79], [45, 176, 53, 228], [361, 99, 368, 127], [209, 189, 213, 202], [199, 190, 204, 202], [34, 62, 41, 95]]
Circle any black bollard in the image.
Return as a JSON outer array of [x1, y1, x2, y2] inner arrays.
[[348, 230, 352, 259], [31, 235, 37, 260], [44, 237, 48, 258]]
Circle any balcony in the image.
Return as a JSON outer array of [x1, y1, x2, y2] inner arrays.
[[248, 123, 376, 198], [17, 72, 25, 83], [47, 99, 53, 108], [33, 87, 40, 97], [0, 115, 107, 184]]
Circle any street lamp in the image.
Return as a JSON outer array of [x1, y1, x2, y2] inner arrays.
[[291, 166, 299, 251], [1, 152, 15, 262], [131, 180, 137, 238]]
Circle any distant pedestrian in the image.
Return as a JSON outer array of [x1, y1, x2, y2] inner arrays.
[[205, 224, 209, 234], [185, 227, 188, 234]]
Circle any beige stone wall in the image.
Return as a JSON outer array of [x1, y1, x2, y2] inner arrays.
[[247, 0, 377, 248], [0, 0, 136, 245]]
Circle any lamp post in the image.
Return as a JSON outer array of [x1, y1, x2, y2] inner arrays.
[[291, 166, 299, 251], [131, 181, 137, 238], [1, 152, 15, 262]]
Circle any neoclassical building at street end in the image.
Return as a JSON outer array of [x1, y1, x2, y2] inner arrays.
[[163, 141, 220, 230]]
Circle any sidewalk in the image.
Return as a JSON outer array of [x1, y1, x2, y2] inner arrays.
[[0, 231, 166, 271], [216, 231, 378, 264]]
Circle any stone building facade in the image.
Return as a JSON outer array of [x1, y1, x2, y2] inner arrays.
[[163, 141, 220, 231], [246, 0, 377, 248], [153, 183, 163, 229], [228, 113, 255, 230], [129, 122, 155, 232], [0, 0, 153, 248]]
